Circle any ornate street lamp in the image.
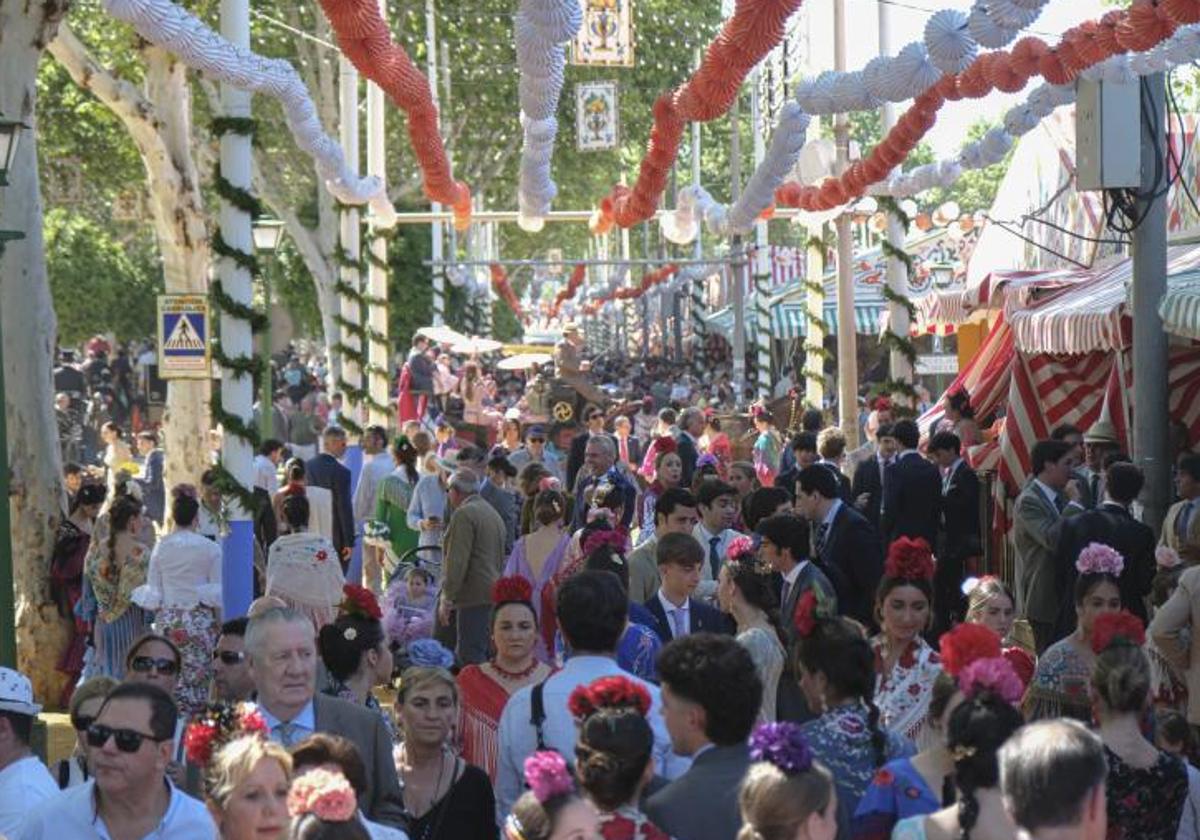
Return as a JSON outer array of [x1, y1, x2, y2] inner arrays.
[[0, 117, 29, 188], [250, 218, 286, 441]]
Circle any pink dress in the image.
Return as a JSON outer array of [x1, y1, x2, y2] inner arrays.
[[503, 533, 571, 662]]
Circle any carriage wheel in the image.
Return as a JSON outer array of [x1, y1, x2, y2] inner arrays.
[[552, 401, 575, 423]]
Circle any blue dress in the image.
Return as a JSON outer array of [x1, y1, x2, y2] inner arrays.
[[850, 756, 941, 840], [800, 701, 914, 839], [620, 603, 663, 682]]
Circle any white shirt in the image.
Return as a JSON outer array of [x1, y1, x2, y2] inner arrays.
[[353, 452, 396, 523], [18, 778, 215, 840], [132, 529, 222, 610], [495, 654, 690, 820], [657, 588, 691, 638], [692, 523, 737, 600], [364, 813, 409, 840], [0, 755, 57, 836], [253, 455, 279, 493]]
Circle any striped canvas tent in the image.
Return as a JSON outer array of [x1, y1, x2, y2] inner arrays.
[[1160, 268, 1200, 341]]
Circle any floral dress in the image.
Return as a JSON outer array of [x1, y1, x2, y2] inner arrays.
[[851, 756, 942, 840], [753, 430, 782, 487], [1023, 635, 1094, 723], [1104, 746, 1188, 840], [597, 806, 670, 840], [872, 636, 942, 747]]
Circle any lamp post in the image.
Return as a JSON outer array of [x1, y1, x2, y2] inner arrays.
[[251, 218, 285, 443], [0, 116, 29, 668]]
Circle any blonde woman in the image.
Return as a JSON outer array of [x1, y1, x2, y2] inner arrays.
[[203, 731, 293, 840], [964, 576, 1035, 690]]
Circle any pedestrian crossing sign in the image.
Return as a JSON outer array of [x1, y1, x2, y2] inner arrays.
[[157, 295, 210, 379]]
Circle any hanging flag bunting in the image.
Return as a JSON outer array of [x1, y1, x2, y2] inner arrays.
[[576, 81, 619, 151], [572, 0, 634, 66]]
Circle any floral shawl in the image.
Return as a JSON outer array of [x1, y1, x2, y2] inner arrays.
[[872, 635, 942, 747], [85, 532, 149, 623], [1022, 635, 1094, 723]]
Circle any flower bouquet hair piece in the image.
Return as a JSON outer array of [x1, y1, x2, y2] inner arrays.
[[581, 528, 627, 560], [524, 750, 575, 802], [339, 583, 383, 621], [1090, 610, 1145, 655], [957, 656, 1025, 705], [568, 675, 652, 721], [288, 767, 358, 823], [405, 638, 455, 670], [792, 588, 837, 639], [1076, 542, 1125, 578], [884, 536, 936, 582], [939, 622, 1002, 677], [492, 575, 534, 608], [749, 722, 814, 775], [184, 702, 270, 767]]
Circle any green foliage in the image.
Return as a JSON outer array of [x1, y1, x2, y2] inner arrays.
[[45, 208, 163, 345]]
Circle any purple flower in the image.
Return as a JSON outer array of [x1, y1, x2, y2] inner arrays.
[[749, 722, 813, 775]]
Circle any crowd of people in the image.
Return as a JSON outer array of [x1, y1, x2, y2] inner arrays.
[[6, 327, 1200, 840]]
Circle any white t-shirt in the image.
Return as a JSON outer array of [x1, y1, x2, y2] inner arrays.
[[0, 755, 60, 836]]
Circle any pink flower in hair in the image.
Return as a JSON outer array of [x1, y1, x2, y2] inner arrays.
[[1156, 546, 1182, 570], [538, 476, 561, 492], [1075, 542, 1124, 577], [958, 656, 1024, 705], [725, 535, 756, 563], [287, 768, 358, 822], [523, 751, 574, 803]]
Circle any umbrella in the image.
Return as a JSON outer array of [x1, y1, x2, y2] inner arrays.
[[417, 325, 469, 345], [450, 337, 503, 355], [496, 352, 553, 371]]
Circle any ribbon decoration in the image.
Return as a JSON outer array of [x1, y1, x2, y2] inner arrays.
[[317, 0, 472, 230], [774, 0, 1200, 214], [102, 0, 393, 223], [590, 0, 805, 234], [514, 0, 583, 231], [550, 264, 587, 318], [490, 264, 527, 322], [581, 264, 679, 314]]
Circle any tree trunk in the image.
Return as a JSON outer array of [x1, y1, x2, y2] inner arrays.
[[0, 0, 74, 703]]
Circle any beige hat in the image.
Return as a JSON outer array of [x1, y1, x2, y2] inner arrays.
[[562, 322, 581, 335], [1083, 419, 1119, 446]]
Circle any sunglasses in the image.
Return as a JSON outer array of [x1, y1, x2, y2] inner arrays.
[[71, 714, 95, 732], [86, 723, 164, 753], [129, 656, 179, 677], [212, 650, 246, 665], [528, 438, 545, 444]]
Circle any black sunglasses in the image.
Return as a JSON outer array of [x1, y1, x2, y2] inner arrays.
[[71, 714, 95, 732], [212, 650, 246, 665], [86, 723, 164, 753], [528, 438, 545, 444], [130, 655, 179, 676]]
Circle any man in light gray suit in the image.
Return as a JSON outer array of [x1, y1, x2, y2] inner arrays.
[[246, 607, 405, 828], [1013, 439, 1084, 653], [647, 634, 762, 840]]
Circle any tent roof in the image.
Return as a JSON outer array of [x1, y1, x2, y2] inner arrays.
[[1160, 267, 1200, 341]]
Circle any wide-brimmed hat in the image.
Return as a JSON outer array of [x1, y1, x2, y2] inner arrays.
[[0, 668, 41, 716], [562, 322, 581, 335], [1084, 419, 1119, 446]]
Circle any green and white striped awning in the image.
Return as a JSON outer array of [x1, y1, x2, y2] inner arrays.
[[1161, 269, 1200, 341], [772, 302, 884, 339]]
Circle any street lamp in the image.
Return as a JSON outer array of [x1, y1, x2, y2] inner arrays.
[[0, 116, 27, 669], [251, 218, 286, 442]]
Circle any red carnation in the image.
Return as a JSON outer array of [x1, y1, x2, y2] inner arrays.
[[568, 675, 651, 720], [491, 576, 534, 606], [340, 583, 382, 620], [793, 590, 819, 639], [653, 436, 678, 455], [885, 537, 936, 583], [240, 707, 269, 737], [1090, 610, 1145, 655], [938, 623, 1002, 677], [184, 719, 220, 767]]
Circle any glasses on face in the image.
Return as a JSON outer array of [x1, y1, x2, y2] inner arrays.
[[130, 656, 179, 677], [71, 714, 95, 732], [86, 723, 163, 753], [528, 438, 545, 444], [212, 650, 246, 666]]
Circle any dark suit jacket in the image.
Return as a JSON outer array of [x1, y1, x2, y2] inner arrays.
[[676, 432, 700, 487], [135, 449, 165, 524], [566, 431, 617, 492], [642, 594, 730, 642], [306, 453, 354, 559], [882, 451, 942, 546], [645, 743, 750, 840], [572, 472, 637, 531], [312, 693, 405, 827], [480, 480, 517, 556], [776, 562, 838, 723], [939, 460, 982, 560], [852, 456, 885, 531], [818, 503, 883, 627], [820, 461, 854, 504], [615, 435, 643, 471], [1052, 502, 1156, 640], [407, 350, 434, 393]]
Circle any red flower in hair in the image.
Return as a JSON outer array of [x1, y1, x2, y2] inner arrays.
[[491, 575, 533, 606], [938, 623, 1002, 677], [339, 584, 382, 620], [1090, 610, 1146, 655], [581, 528, 627, 559], [653, 436, 678, 456], [793, 590, 819, 638], [568, 675, 652, 719], [872, 396, 893, 413], [885, 537, 936, 582]]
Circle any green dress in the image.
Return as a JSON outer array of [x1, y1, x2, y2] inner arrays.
[[374, 470, 420, 561]]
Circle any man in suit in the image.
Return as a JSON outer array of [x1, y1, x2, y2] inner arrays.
[[643, 532, 731, 642], [612, 414, 642, 473], [675, 407, 705, 488], [647, 634, 761, 840], [571, 436, 637, 531], [693, 480, 740, 602], [928, 431, 981, 635], [774, 432, 820, 501], [438, 469, 508, 664], [881, 419, 942, 547], [246, 607, 404, 827], [816, 427, 854, 503], [133, 430, 165, 525], [452, 446, 516, 555], [756, 512, 837, 722], [566, 406, 610, 491], [1162, 453, 1200, 562], [852, 423, 898, 532], [1078, 420, 1121, 510], [1052, 461, 1155, 640], [1013, 438, 1085, 652], [629, 488, 699, 603], [306, 426, 354, 567], [1151, 560, 1200, 728], [406, 335, 435, 420], [794, 465, 882, 627]]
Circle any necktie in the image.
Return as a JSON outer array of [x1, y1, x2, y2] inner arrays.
[[814, 522, 830, 558], [275, 722, 297, 747], [671, 607, 687, 638], [1090, 474, 1100, 505], [1054, 493, 1067, 515], [1180, 501, 1196, 540], [709, 536, 722, 578], [780, 578, 792, 610], [619, 438, 629, 464]]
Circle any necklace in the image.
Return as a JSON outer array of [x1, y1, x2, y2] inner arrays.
[[491, 658, 540, 681]]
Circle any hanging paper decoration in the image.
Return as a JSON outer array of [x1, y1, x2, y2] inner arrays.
[[513, 0, 583, 232], [316, 0, 471, 230], [577, 82, 619, 151], [572, 0, 635, 66], [490, 264, 527, 321], [550, 264, 588, 318], [101, 0, 393, 222]]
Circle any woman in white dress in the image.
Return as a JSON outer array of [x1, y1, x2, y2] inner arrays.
[[716, 535, 785, 722], [267, 491, 345, 631], [272, 458, 334, 542]]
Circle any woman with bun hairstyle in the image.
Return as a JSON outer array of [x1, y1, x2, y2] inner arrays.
[[963, 576, 1035, 690], [273, 458, 334, 541], [504, 751, 597, 840], [318, 585, 395, 736], [795, 607, 913, 835], [635, 439, 682, 547], [871, 538, 942, 746], [737, 722, 838, 840], [84, 493, 152, 678], [503, 488, 571, 660], [1024, 542, 1124, 722], [266, 490, 345, 631], [718, 535, 785, 722], [1090, 610, 1187, 839], [570, 675, 667, 839], [892, 656, 1025, 840], [132, 483, 223, 714], [457, 577, 554, 782]]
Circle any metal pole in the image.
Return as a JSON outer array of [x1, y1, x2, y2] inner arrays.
[[834, 0, 858, 445], [259, 265, 273, 441], [879, 0, 912, 399], [426, 0, 445, 326], [731, 93, 747, 406], [752, 69, 773, 402], [366, 2, 389, 429], [1132, 73, 1170, 533], [219, 0, 255, 617]]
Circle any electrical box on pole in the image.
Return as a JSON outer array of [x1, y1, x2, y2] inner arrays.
[[1075, 78, 1140, 191]]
